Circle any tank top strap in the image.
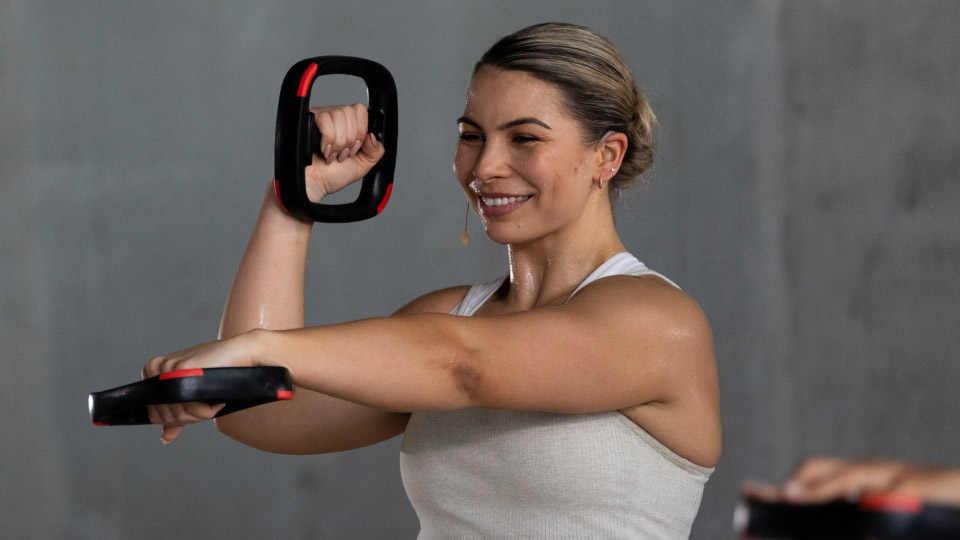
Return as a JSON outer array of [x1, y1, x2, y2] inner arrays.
[[449, 275, 508, 316], [566, 252, 680, 302], [452, 253, 676, 315]]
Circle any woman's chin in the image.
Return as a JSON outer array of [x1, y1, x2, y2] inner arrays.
[[479, 225, 536, 247]]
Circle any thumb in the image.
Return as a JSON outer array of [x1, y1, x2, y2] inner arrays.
[[352, 132, 385, 171], [161, 425, 184, 445]]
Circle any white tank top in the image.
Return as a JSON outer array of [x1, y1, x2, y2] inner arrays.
[[400, 253, 713, 540]]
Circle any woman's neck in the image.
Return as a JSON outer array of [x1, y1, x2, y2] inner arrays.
[[503, 203, 626, 311]]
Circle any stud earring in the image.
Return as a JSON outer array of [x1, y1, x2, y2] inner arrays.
[[461, 202, 471, 246], [601, 168, 617, 190]]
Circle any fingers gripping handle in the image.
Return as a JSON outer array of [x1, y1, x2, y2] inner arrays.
[[274, 56, 398, 223]]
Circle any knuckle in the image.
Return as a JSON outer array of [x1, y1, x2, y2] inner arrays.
[[156, 407, 174, 425], [147, 405, 159, 424], [185, 402, 208, 417]]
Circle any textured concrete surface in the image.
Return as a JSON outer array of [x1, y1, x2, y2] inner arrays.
[[1, 1, 957, 538]]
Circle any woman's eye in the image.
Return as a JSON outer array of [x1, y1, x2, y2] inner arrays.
[[458, 133, 483, 142], [512, 135, 540, 143]]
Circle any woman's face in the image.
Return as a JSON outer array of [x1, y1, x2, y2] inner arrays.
[[454, 67, 598, 246]]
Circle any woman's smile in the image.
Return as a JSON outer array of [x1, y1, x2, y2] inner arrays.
[[454, 68, 601, 244], [477, 193, 533, 217]]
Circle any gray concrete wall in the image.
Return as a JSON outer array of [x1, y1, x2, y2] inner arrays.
[[1, 1, 957, 538]]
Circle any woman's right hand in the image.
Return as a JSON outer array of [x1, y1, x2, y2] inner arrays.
[[304, 103, 386, 203]]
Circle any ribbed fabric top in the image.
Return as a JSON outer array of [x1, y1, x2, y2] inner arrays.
[[400, 253, 713, 539]]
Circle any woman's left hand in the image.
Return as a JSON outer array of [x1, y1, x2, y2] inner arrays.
[[141, 332, 259, 444]]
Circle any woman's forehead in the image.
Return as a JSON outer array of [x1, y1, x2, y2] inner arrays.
[[463, 67, 567, 124]]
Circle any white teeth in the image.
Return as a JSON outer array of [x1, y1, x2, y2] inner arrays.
[[481, 195, 530, 206]]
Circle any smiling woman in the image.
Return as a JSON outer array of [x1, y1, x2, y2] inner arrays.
[[455, 67, 622, 247], [471, 22, 657, 194], [142, 22, 720, 540]]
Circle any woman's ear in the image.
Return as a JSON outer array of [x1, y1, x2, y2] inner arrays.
[[596, 131, 628, 178]]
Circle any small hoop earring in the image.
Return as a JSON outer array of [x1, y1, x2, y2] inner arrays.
[[598, 176, 604, 190]]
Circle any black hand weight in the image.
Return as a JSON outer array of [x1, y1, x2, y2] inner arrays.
[[89, 367, 293, 426], [273, 56, 398, 222], [735, 494, 960, 540]]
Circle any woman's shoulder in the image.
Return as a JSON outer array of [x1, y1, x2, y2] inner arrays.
[[392, 285, 472, 316], [567, 271, 712, 341]]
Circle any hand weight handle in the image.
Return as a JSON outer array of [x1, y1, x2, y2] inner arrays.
[[88, 367, 293, 426], [274, 56, 398, 223], [735, 494, 960, 540]]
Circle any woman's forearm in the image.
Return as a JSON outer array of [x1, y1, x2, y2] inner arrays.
[[215, 182, 323, 444], [219, 182, 313, 339], [251, 314, 475, 412]]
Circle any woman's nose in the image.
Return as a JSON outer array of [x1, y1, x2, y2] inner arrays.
[[472, 140, 510, 182]]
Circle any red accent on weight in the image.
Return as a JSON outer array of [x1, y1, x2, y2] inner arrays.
[[860, 492, 923, 514], [274, 179, 289, 214], [297, 63, 318, 98], [277, 390, 293, 400], [159, 369, 205, 381], [377, 183, 393, 214]]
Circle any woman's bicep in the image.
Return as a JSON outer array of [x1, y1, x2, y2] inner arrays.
[[247, 278, 712, 417], [456, 277, 715, 413]]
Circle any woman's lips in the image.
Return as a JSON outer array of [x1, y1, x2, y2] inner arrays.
[[477, 194, 532, 217]]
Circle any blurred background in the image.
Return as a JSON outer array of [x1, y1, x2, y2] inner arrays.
[[1, 1, 957, 538]]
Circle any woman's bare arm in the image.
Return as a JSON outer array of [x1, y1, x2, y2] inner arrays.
[[247, 275, 715, 415], [214, 282, 467, 455], [150, 105, 429, 452], [150, 274, 717, 459], [210, 172, 467, 453], [211, 180, 414, 454], [218, 183, 311, 338]]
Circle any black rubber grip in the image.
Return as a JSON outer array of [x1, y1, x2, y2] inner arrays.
[[735, 496, 960, 539], [88, 367, 293, 426]]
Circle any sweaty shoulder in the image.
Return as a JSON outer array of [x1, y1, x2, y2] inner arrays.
[[392, 285, 471, 316], [565, 275, 713, 372], [569, 272, 698, 309], [572, 274, 720, 466]]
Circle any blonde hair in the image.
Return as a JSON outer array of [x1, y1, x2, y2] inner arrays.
[[475, 22, 657, 193]]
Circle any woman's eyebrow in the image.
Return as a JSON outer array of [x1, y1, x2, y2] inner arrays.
[[457, 116, 552, 131], [457, 116, 480, 129]]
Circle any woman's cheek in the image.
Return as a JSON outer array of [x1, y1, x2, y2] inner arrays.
[[453, 148, 475, 187], [515, 151, 554, 190]]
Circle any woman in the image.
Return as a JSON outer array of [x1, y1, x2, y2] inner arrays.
[[144, 23, 721, 539]]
